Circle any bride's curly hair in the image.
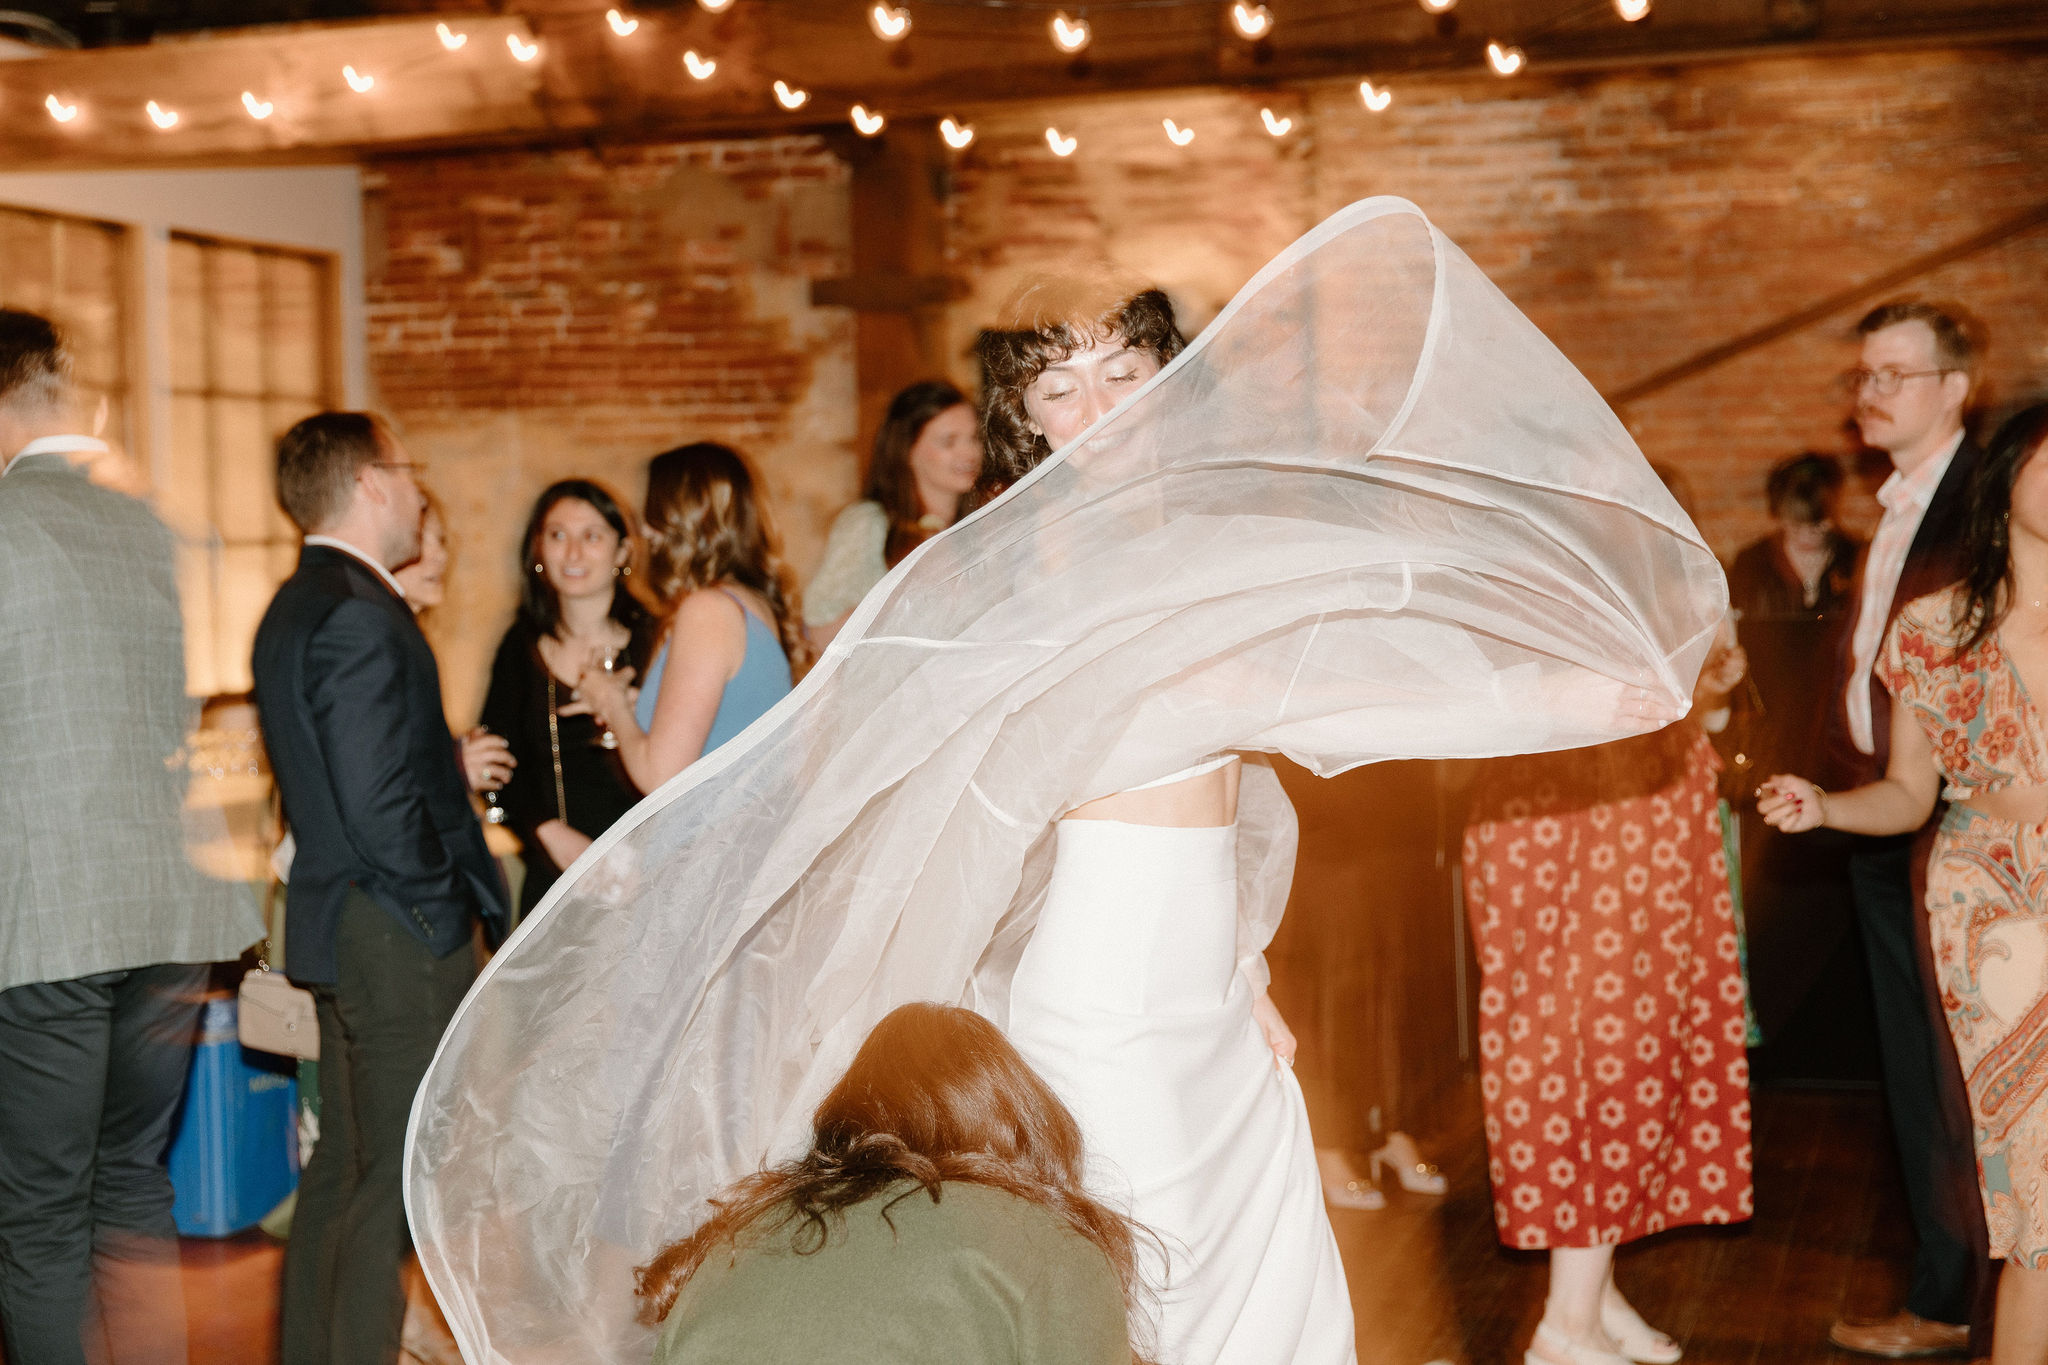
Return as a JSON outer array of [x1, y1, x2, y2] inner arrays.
[[974, 273, 1186, 494], [643, 441, 811, 674], [633, 1002, 1158, 1363]]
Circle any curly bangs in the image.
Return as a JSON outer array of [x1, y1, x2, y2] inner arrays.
[[975, 282, 1185, 484]]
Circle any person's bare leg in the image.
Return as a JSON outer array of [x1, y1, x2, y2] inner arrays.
[[1528, 1245, 1622, 1361], [1602, 1265, 1679, 1361], [1993, 1260, 2048, 1365]]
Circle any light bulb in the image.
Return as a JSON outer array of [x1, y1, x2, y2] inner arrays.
[[698, 0, 735, 10], [868, 4, 910, 40], [1486, 41, 1524, 75], [851, 104, 886, 136], [940, 117, 975, 149], [1418, 0, 1455, 12], [1614, 0, 1649, 18], [1049, 12, 1091, 53], [436, 22, 467, 48], [1229, 2, 1272, 39], [146, 99, 179, 129], [607, 9, 639, 35], [343, 65, 376, 92], [683, 50, 716, 79], [1358, 79, 1392, 111], [242, 91, 273, 119], [1045, 127, 1077, 157], [773, 80, 809, 110], [1260, 107, 1292, 136], [1162, 118, 1194, 146], [45, 94, 78, 123], [507, 34, 540, 62]]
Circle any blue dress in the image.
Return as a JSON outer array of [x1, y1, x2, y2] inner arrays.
[[635, 590, 792, 757]]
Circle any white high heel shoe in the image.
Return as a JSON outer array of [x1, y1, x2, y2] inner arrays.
[[1315, 1147, 1386, 1210], [1524, 1322, 1631, 1365], [1367, 1131, 1446, 1195], [1600, 1297, 1682, 1364]]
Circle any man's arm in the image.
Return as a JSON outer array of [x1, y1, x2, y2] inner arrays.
[[304, 597, 473, 923]]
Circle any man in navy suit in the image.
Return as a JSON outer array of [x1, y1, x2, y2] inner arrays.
[[252, 412, 508, 1365]]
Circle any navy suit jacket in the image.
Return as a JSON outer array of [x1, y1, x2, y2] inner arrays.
[[252, 544, 507, 985]]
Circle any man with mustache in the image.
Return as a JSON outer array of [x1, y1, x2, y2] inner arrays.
[[1824, 301, 1985, 1359]]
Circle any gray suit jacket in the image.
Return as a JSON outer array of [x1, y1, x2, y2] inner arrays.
[[0, 449, 263, 991]]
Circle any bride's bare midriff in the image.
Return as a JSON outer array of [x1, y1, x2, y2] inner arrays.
[[1062, 757, 1241, 828], [1958, 781, 2048, 825]]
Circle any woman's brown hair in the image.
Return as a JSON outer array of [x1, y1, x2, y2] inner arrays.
[[633, 1002, 1155, 1358], [643, 442, 811, 673], [864, 379, 976, 568], [975, 274, 1186, 491]]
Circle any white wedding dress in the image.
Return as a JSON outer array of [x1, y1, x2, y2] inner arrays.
[[1010, 758, 1355, 1365]]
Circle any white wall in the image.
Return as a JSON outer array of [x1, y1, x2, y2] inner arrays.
[[0, 164, 366, 486]]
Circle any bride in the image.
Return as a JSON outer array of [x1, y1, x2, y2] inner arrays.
[[982, 276, 1352, 1363], [403, 198, 1726, 1365]]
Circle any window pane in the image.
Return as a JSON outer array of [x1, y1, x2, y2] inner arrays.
[[177, 543, 222, 700], [265, 254, 327, 401], [169, 237, 208, 393], [210, 398, 273, 543], [164, 394, 214, 537], [214, 544, 285, 695], [207, 247, 263, 397], [55, 219, 124, 389], [0, 210, 55, 313]]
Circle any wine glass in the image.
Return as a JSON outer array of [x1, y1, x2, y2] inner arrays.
[[594, 648, 621, 750]]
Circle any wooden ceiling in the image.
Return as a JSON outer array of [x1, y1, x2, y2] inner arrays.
[[1, 0, 2043, 168]]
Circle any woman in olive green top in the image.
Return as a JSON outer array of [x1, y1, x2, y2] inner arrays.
[[635, 1003, 1149, 1365]]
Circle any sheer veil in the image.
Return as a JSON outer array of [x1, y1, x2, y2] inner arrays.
[[403, 196, 1728, 1364]]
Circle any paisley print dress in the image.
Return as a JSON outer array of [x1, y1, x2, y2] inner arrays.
[[1878, 588, 2048, 1266]]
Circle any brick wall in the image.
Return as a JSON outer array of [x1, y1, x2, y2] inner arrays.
[[363, 138, 854, 721]]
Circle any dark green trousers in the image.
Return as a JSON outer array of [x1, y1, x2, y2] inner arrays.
[[280, 889, 475, 1365]]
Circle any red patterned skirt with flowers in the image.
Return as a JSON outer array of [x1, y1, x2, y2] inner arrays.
[[1461, 725, 1754, 1249]]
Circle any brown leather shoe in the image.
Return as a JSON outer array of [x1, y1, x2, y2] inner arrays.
[[1828, 1311, 1969, 1358]]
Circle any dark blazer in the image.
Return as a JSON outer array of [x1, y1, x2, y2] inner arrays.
[[252, 544, 507, 985], [1821, 437, 1982, 790]]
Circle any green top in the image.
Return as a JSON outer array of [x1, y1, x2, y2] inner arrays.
[[651, 1180, 1132, 1365]]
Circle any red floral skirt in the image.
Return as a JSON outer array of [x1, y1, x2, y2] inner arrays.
[[1461, 727, 1753, 1248]]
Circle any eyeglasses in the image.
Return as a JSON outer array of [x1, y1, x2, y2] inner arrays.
[[372, 459, 428, 477], [1838, 367, 1954, 398]]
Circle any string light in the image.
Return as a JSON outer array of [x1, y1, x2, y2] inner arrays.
[[683, 50, 716, 78], [1486, 40, 1524, 74], [773, 80, 809, 109], [507, 34, 540, 61], [241, 91, 273, 119], [606, 9, 639, 36], [436, 22, 467, 48], [1614, 0, 1649, 18], [850, 104, 886, 135], [940, 117, 975, 149], [44, 94, 78, 123], [1418, 0, 1456, 12], [698, 0, 735, 10], [868, 4, 911, 40], [343, 65, 375, 92], [146, 99, 179, 129], [1260, 107, 1292, 136], [1045, 126, 1077, 156], [1358, 79, 1392, 111], [1229, 2, 1272, 39], [1049, 12, 1091, 53], [1162, 117, 1194, 145]]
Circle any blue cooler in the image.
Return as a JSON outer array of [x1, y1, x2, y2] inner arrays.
[[168, 992, 300, 1237]]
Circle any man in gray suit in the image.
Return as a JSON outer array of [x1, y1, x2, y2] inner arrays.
[[0, 309, 263, 1363]]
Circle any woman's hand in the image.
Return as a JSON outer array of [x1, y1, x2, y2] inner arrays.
[[534, 818, 593, 872], [571, 661, 637, 730], [461, 727, 514, 793], [1252, 989, 1298, 1071], [1757, 775, 1826, 832]]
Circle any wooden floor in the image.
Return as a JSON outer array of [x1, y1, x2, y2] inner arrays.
[[165, 1084, 1918, 1365]]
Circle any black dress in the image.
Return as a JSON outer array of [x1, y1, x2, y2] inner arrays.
[[480, 616, 654, 916]]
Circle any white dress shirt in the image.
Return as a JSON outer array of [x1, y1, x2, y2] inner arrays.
[[304, 533, 408, 600], [1845, 427, 1965, 753], [3, 433, 109, 478]]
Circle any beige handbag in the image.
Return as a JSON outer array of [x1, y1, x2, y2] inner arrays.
[[239, 961, 319, 1059]]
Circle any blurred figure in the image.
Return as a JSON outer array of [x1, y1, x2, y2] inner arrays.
[[480, 480, 654, 915], [0, 310, 263, 1365], [393, 489, 450, 610], [1762, 403, 2048, 1365], [1461, 626, 1754, 1365], [804, 381, 982, 650], [580, 443, 804, 793], [635, 1002, 1142, 1365], [1816, 301, 1986, 1359], [252, 412, 509, 1365], [1728, 454, 1860, 777]]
